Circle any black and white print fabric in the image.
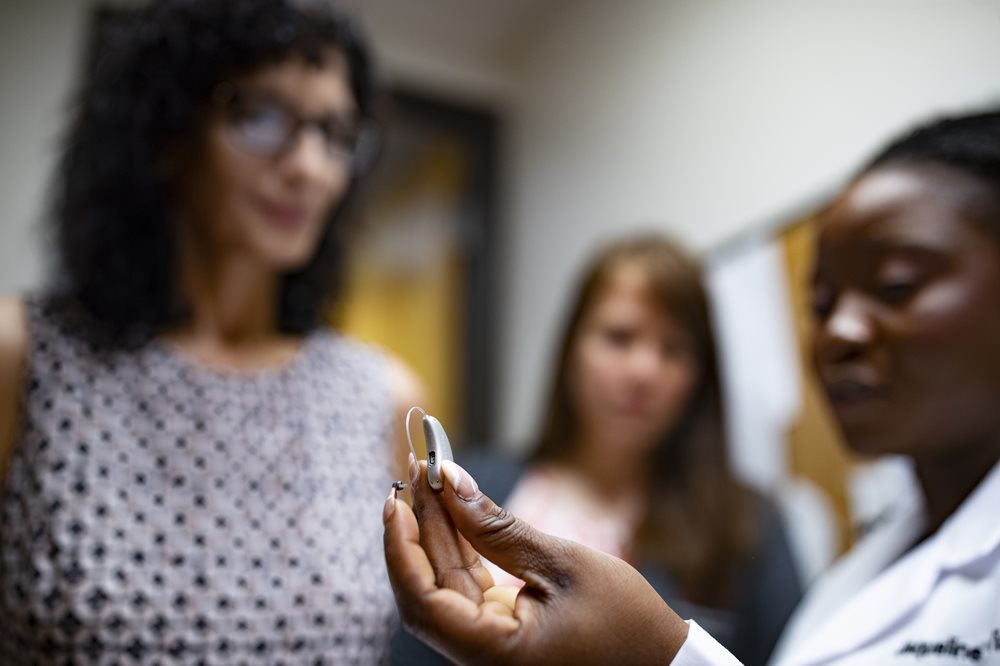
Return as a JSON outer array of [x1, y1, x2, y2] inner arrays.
[[0, 299, 398, 665]]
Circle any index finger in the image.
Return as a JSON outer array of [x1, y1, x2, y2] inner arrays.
[[411, 460, 494, 598]]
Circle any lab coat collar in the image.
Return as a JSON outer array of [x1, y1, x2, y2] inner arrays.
[[789, 457, 1000, 665], [933, 458, 1000, 571]]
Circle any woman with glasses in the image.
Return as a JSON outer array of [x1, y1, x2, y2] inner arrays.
[[0, 1, 417, 663]]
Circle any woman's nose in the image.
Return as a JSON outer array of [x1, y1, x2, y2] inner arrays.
[[815, 294, 877, 365], [281, 128, 343, 185], [624, 342, 662, 381]]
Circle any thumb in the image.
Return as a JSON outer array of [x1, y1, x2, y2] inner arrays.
[[439, 460, 574, 595]]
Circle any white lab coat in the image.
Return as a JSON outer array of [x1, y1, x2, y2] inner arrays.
[[674, 458, 1000, 665]]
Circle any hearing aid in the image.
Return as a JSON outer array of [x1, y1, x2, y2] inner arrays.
[[405, 406, 454, 492], [422, 413, 454, 491]]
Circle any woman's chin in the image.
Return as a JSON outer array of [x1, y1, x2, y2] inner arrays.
[[248, 222, 326, 271], [252, 241, 321, 273], [597, 423, 661, 456]]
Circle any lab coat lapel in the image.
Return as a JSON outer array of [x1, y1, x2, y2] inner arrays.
[[936, 460, 1000, 574], [789, 459, 1000, 666]]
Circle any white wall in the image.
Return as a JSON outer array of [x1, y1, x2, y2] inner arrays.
[[0, 1, 89, 294], [497, 0, 1000, 446]]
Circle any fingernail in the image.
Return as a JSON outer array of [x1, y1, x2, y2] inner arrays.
[[408, 452, 418, 488], [441, 460, 479, 500], [383, 486, 396, 523]]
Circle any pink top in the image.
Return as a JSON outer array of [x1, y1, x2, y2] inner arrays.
[[484, 465, 644, 587]]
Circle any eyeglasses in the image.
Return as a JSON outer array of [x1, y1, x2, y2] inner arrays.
[[213, 82, 379, 174]]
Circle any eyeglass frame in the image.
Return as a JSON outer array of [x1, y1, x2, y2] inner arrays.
[[211, 81, 381, 176]]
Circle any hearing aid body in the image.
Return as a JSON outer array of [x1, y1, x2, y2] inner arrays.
[[422, 414, 454, 491], [405, 407, 454, 492]]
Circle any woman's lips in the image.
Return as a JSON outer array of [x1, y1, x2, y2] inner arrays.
[[823, 378, 889, 424], [612, 400, 659, 421], [260, 200, 310, 229]]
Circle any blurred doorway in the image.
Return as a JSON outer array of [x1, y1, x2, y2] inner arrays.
[[334, 91, 500, 448]]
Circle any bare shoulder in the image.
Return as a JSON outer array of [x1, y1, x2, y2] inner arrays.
[[0, 295, 28, 475], [382, 353, 427, 478], [0, 295, 28, 379], [383, 353, 427, 415]]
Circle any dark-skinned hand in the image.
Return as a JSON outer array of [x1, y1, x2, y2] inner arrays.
[[383, 457, 690, 666]]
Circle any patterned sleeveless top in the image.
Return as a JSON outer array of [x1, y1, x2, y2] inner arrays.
[[0, 299, 399, 664]]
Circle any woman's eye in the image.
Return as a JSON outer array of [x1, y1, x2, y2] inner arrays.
[[809, 285, 834, 320], [603, 328, 632, 347], [875, 280, 918, 304], [811, 297, 832, 320], [660, 339, 691, 360], [232, 105, 290, 151], [872, 256, 931, 306], [320, 120, 358, 154]]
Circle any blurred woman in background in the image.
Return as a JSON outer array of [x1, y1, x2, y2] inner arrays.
[[0, 1, 418, 663], [497, 235, 800, 664], [394, 234, 801, 665]]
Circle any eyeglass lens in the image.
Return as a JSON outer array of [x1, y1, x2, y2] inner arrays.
[[226, 93, 363, 165]]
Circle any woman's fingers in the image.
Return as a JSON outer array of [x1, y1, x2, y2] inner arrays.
[[383, 491, 521, 664], [410, 459, 494, 598], [384, 472, 692, 665], [383, 490, 440, 607]]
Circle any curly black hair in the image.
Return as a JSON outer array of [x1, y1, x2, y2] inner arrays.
[[50, 0, 377, 346]]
